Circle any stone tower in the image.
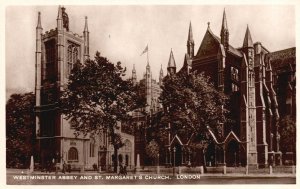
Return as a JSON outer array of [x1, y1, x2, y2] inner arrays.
[[35, 6, 90, 168]]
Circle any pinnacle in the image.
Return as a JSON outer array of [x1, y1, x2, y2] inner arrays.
[[243, 25, 254, 48], [168, 49, 176, 68]]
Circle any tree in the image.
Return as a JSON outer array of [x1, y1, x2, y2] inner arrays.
[[159, 71, 229, 166], [6, 92, 36, 168], [279, 115, 296, 154], [145, 139, 160, 165], [60, 52, 145, 172]]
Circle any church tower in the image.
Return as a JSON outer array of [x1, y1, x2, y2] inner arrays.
[[187, 21, 195, 58], [167, 49, 176, 75], [220, 9, 229, 52], [35, 6, 90, 168], [242, 25, 258, 166]]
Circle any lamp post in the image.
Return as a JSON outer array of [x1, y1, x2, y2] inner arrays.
[[234, 152, 236, 167], [188, 149, 191, 166], [55, 151, 59, 174], [157, 153, 160, 174], [173, 147, 176, 176]]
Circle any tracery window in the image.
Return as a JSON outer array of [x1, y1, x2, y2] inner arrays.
[[67, 43, 79, 75]]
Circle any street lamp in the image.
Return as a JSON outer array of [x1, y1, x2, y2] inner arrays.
[[173, 147, 176, 166], [157, 153, 160, 174], [173, 147, 176, 176], [234, 152, 236, 167]]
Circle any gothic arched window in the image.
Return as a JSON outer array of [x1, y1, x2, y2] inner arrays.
[[68, 147, 78, 162], [73, 47, 78, 63], [67, 45, 73, 75], [67, 43, 79, 75]]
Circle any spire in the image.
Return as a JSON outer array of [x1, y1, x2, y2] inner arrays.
[[36, 12, 42, 29], [187, 21, 195, 57], [187, 21, 194, 43], [159, 64, 164, 85], [243, 25, 254, 48], [220, 8, 229, 51], [84, 16, 89, 32], [168, 49, 176, 68], [160, 64, 163, 74], [221, 8, 228, 31], [167, 49, 176, 76]]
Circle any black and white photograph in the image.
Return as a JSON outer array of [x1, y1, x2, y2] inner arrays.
[[4, 1, 298, 186]]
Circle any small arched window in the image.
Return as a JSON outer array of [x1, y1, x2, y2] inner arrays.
[[68, 147, 78, 162]]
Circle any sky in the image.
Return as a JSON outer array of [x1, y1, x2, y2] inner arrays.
[[5, 5, 295, 96]]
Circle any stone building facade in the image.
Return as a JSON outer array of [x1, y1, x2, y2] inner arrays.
[[163, 10, 295, 167], [34, 6, 134, 171]]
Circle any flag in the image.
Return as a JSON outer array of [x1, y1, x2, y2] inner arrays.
[[140, 45, 148, 56]]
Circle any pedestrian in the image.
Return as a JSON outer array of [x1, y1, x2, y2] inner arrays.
[[62, 161, 66, 174], [68, 164, 71, 173], [269, 155, 274, 166]]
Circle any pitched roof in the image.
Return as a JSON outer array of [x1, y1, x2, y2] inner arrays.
[[267, 47, 296, 70], [208, 29, 243, 57], [207, 126, 247, 145], [170, 134, 184, 146]]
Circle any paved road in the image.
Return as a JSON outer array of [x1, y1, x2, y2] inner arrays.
[[7, 172, 296, 185]]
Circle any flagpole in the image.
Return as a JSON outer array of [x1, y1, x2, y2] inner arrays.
[[147, 44, 149, 65]]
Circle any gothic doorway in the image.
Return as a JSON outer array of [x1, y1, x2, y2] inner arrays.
[[171, 143, 182, 166], [206, 143, 216, 166], [98, 151, 106, 170], [226, 140, 239, 167]]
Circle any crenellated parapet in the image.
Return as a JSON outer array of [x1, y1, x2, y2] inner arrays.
[[43, 28, 57, 39]]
